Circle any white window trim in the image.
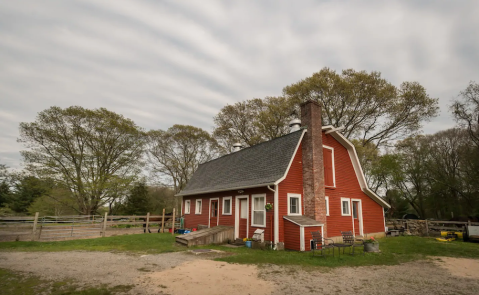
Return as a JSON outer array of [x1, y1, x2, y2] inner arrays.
[[287, 193, 302, 216], [222, 196, 232, 215], [251, 194, 266, 227], [184, 200, 191, 214], [195, 199, 202, 215], [341, 197, 351, 216], [323, 145, 336, 187], [325, 196, 329, 216]]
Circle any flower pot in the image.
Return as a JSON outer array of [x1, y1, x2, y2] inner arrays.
[[364, 243, 379, 252], [245, 241, 252, 248]]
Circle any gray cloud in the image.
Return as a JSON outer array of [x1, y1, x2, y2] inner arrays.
[[1, 0, 478, 169]]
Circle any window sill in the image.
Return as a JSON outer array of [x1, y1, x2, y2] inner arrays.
[[325, 186, 336, 190], [222, 213, 232, 216], [251, 224, 266, 228], [195, 213, 202, 215]]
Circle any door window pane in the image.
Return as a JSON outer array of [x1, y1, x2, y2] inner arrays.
[[240, 199, 247, 218], [353, 202, 358, 219]]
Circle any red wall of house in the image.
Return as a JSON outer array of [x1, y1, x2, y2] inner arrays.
[[322, 132, 385, 237], [283, 219, 300, 251], [182, 187, 274, 241], [278, 143, 303, 243], [304, 226, 322, 251]]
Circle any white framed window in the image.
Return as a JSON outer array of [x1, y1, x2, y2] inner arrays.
[[195, 199, 202, 214], [323, 145, 336, 187], [287, 193, 302, 215], [184, 200, 191, 214], [222, 196, 232, 215], [341, 197, 351, 216], [325, 196, 329, 216], [252, 194, 266, 227]]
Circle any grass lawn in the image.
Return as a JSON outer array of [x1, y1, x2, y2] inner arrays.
[[0, 233, 182, 254], [0, 234, 478, 268]]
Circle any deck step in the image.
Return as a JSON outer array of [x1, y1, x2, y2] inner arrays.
[[176, 225, 234, 247]]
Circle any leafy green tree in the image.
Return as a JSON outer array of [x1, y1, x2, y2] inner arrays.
[[283, 68, 439, 147], [9, 175, 51, 213], [213, 96, 296, 150], [147, 125, 221, 194], [122, 182, 151, 215], [28, 187, 78, 216], [18, 106, 145, 215], [0, 164, 10, 207], [451, 81, 479, 147]]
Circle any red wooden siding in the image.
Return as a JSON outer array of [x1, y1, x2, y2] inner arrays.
[[182, 187, 274, 241], [322, 132, 385, 237], [278, 143, 303, 243], [323, 147, 334, 187], [304, 226, 322, 251], [283, 219, 300, 251]]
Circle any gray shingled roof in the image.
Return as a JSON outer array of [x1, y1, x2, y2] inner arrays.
[[283, 215, 323, 226], [178, 129, 305, 196]]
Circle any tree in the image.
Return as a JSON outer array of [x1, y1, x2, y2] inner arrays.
[[122, 182, 151, 215], [0, 164, 10, 207], [9, 175, 52, 213], [283, 68, 439, 147], [18, 106, 145, 215], [213, 97, 296, 150], [28, 187, 78, 216], [451, 81, 479, 147], [147, 125, 221, 194]]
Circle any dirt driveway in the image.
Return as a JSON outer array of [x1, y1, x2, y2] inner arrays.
[[1, 251, 478, 295]]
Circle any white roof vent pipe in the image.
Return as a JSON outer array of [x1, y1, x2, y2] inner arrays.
[[232, 143, 243, 152], [289, 118, 301, 133]]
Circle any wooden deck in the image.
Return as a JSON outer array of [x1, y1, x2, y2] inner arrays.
[[176, 225, 234, 247]]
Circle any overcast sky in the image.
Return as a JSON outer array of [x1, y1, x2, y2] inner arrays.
[[1, 0, 478, 169]]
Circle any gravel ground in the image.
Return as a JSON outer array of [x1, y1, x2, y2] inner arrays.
[[1, 251, 478, 295]]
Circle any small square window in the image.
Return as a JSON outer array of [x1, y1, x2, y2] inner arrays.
[[287, 193, 302, 215], [184, 200, 190, 214], [341, 198, 351, 216], [222, 197, 232, 215], [195, 199, 202, 214]]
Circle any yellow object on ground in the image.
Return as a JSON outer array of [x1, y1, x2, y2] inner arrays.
[[440, 231, 463, 239], [436, 237, 455, 242]]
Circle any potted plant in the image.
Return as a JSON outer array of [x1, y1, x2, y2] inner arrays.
[[363, 236, 379, 252], [243, 237, 254, 248], [265, 203, 273, 211]]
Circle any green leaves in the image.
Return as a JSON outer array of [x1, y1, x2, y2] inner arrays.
[[18, 106, 146, 215]]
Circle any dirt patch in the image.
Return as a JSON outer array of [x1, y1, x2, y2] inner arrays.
[[142, 260, 274, 295], [1, 252, 479, 295], [432, 257, 479, 279]]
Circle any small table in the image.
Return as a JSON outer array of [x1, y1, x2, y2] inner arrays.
[[334, 243, 351, 257]]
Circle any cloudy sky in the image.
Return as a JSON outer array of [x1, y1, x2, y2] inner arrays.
[[1, 0, 478, 169]]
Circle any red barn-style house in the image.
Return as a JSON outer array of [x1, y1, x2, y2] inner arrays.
[[177, 101, 390, 251]]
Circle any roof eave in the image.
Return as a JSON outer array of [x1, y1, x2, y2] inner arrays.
[[175, 182, 276, 197]]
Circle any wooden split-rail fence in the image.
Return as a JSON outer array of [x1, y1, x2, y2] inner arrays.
[[0, 208, 181, 242]]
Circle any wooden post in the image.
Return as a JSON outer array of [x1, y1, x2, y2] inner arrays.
[[171, 208, 176, 235], [102, 212, 108, 237], [145, 212, 150, 233], [31, 212, 39, 241], [425, 220, 429, 236], [161, 209, 165, 233]]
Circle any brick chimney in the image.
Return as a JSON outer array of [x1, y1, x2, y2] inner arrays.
[[301, 100, 327, 236]]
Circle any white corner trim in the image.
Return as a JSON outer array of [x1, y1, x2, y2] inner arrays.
[[287, 193, 302, 215], [341, 197, 351, 216], [195, 199, 202, 215], [300, 226, 305, 251], [222, 196, 232, 215], [322, 126, 391, 209]]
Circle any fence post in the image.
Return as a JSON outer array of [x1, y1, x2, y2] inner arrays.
[[425, 220, 429, 236], [102, 212, 108, 237], [31, 212, 39, 241], [171, 208, 175, 235], [146, 212, 150, 233], [161, 208, 165, 233]]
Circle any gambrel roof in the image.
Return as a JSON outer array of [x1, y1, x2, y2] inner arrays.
[[177, 129, 306, 196]]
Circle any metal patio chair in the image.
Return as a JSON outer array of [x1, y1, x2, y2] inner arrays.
[[340, 231, 364, 256], [311, 231, 335, 257]]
